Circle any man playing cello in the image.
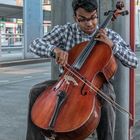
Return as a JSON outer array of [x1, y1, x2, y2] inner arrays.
[[26, 0, 138, 140]]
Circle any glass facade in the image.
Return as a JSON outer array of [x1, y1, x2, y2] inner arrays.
[[0, 0, 51, 57]]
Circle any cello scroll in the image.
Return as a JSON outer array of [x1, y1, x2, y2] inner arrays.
[[104, 1, 129, 21]]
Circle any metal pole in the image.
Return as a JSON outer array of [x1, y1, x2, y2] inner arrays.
[[98, 1, 129, 139], [129, 0, 136, 139], [23, 0, 43, 59], [113, 1, 130, 140]]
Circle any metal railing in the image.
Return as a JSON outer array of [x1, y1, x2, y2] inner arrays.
[[0, 33, 24, 60], [0, 33, 24, 52], [0, 33, 23, 46]]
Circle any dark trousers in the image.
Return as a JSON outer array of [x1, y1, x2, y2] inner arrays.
[[26, 80, 116, 140]]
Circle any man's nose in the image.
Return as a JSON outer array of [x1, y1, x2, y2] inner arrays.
[[85, 20, 93, 26]]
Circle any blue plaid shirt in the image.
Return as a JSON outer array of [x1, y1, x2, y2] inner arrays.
[[30, 23, 138, 68]]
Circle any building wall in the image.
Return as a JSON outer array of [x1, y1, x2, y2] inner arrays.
[[0, 0, 16, 5], [0, 0, 23, 6]]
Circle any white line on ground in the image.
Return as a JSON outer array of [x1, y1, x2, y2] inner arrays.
[[23, 76, 32, 79], [0, 80, 9, 83]]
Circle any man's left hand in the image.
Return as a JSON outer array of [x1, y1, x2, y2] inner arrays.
[[95, 29, 114, 48]]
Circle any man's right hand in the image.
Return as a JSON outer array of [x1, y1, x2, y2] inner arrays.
[[53, 47, 68, 66]]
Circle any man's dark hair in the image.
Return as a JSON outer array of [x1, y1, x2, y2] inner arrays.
[[72, 0, 98, 15]]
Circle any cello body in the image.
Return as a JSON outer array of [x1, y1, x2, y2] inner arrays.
[[31, 41, 117, 140]]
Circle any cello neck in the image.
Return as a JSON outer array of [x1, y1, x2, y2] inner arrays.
[[73, 11, 114, 70]]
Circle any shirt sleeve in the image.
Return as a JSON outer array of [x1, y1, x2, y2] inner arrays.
[[107, 28, 138, 68], [29, 25, 66, 58]]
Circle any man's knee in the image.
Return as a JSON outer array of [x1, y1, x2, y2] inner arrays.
[[29, 80, 57, 100], [29, 84, 46, 100]]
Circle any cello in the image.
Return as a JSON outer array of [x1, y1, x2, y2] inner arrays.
[[31, 2, 129, 140]]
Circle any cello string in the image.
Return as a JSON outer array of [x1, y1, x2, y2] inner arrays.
[[64, 64, 133, 120]]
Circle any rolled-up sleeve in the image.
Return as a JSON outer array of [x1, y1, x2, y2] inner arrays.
[[29, 25, 66, 57]]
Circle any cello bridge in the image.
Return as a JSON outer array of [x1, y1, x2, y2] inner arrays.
[[64, 74, 78, 86]]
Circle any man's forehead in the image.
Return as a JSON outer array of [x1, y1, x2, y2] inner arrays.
[[76, 9, 97, 17]]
